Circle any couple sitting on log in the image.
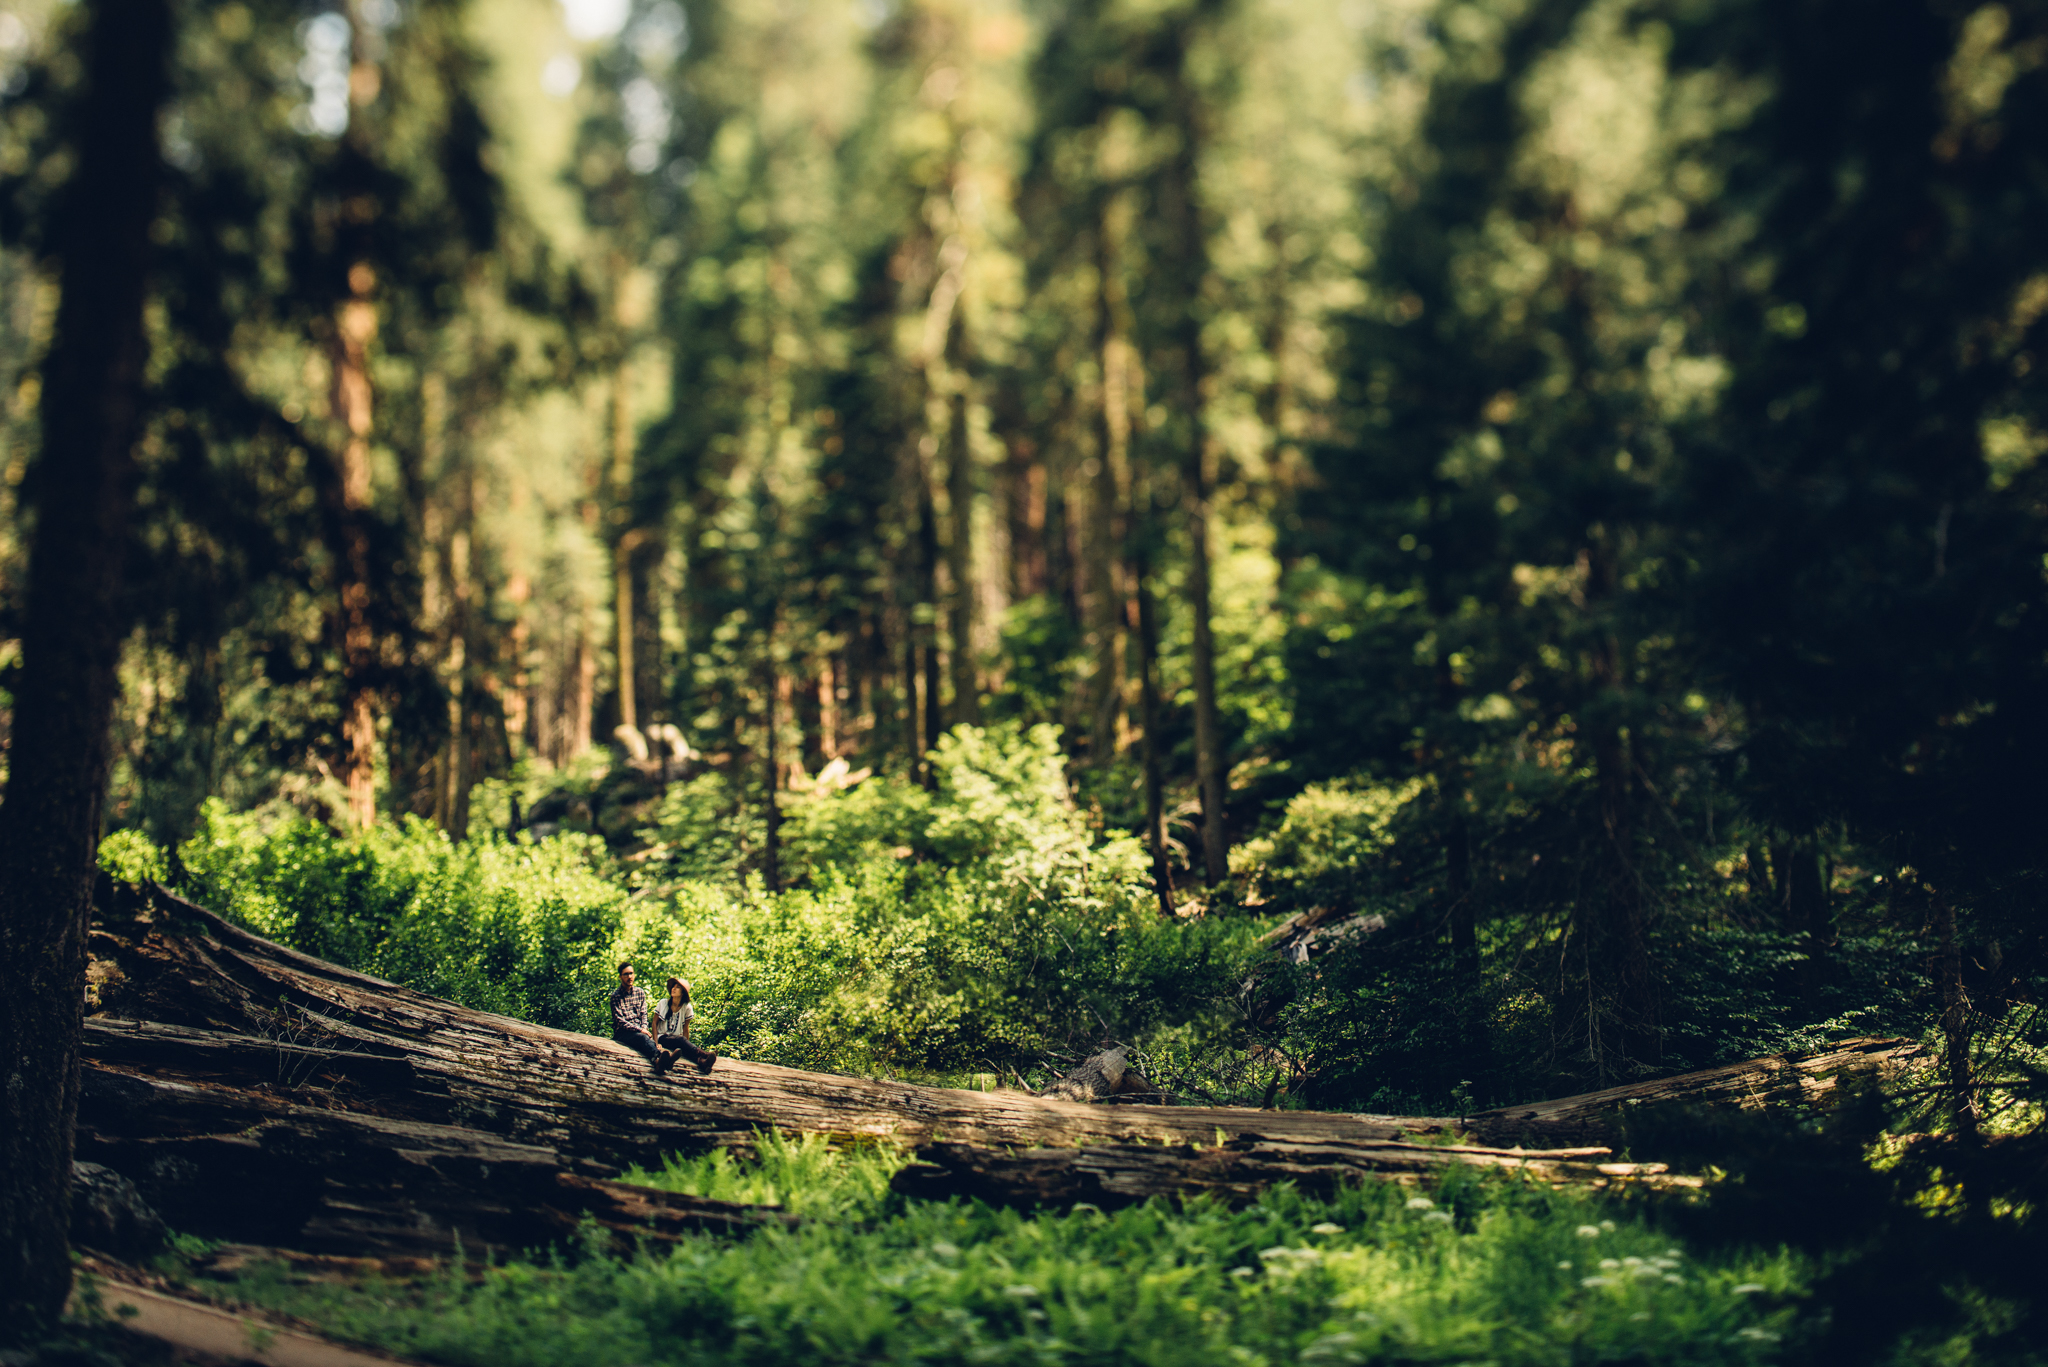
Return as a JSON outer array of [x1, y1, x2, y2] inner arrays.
[[611, 961, 717, 1075]]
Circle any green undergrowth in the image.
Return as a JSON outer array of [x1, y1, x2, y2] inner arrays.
[[97, 725, 1273, 1095], [191, 1146, 1808, 1367], [625, 1131, 908, 1222]]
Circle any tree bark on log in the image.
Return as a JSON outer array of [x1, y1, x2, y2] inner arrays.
[[1458, 1034, 1929, 1148], [891, 1137, 1695, 1211], [78, 1050, 793, 1257], [81, 883, 1928, 1252]]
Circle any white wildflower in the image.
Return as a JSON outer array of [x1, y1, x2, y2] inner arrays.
[[1422, 1210, 1454, 1225], [1599, 1259, 1621, 1271], [1575, 1224, 1603, 1239], [1599, 1220, 1617, 1232], [1664, 1274, 1685, 1285], [1406, 1196, 1435, 1211], [1557, 1261, 1574, 1271], [1731, 1283, 1767, 1295], [1310, 1222, 1344, 1235], [1230, 1266, 1256, 1278], [1004, 1285, 1039, 1298], [931, 1242, 960, 1259], [1581, 1276, 1616, 1288]]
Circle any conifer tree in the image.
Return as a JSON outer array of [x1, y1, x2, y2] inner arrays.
[[0, 0, 169, 1327]]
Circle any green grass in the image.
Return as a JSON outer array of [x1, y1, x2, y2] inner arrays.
[[191, 1138, 1804, 1366]]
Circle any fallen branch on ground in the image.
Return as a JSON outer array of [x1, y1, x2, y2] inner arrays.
[[891, 1135, 1697, 1209]]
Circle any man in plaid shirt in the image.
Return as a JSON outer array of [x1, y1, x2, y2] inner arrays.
[[610, 962, 667, 1073]]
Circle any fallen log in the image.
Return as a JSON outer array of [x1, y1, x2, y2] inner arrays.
[[891, 1136, 1697, 1210], [1459, 1035, 1930, 1148], [78, 881, 1927, 1252], [82, 883, 1470, 1167], [78, 1058, 796, 1256]]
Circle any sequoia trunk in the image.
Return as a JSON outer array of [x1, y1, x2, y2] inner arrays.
[[0, 0, 168, 1329]]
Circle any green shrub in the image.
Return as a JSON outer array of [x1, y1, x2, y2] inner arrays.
[[168, 799, 676, 1036], [1233, 777, 1425, 900]]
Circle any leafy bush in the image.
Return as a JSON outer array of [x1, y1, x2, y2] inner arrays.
[[1233, 777, 1425, 903], [172, 798, 673, 1036]]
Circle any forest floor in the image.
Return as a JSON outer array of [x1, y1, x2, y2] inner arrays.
[[87, 1133, 1807, 1367], [58, 880, 2013, 1366]]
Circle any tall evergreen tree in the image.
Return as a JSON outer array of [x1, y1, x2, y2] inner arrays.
[[0, 0, 169, 1327]]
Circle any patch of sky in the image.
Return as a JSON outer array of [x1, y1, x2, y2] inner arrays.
[[630, 1, 686, 69], [621, 75, 670, 173], [294, 11, 351, 138], [560, 0, 628, 42], [541, 52, 579, 98]]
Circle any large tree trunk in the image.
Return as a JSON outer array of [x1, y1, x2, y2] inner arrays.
[[611, 348, 643, 733], [614, 531, 648, 733], [332, 8, 387, 829], [0, 0, 168, 1328], [331, 261, 380, 829], [1183, 452, 1227, 884], [1157, 42, 1229, 889], [1087, 216, 1129, 763], [76, 885, 1933, 1249]]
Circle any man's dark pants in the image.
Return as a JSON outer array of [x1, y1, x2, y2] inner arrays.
[[614, 1027, 662, 1065]]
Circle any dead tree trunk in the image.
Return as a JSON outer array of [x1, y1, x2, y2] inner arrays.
[[1155, 28, 1228, 889], [79, 884, 1931, 1252], [0, 0, 167, 1329]]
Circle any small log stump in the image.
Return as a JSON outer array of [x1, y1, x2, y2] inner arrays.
[[1040, 1046, 1164, 1103]]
